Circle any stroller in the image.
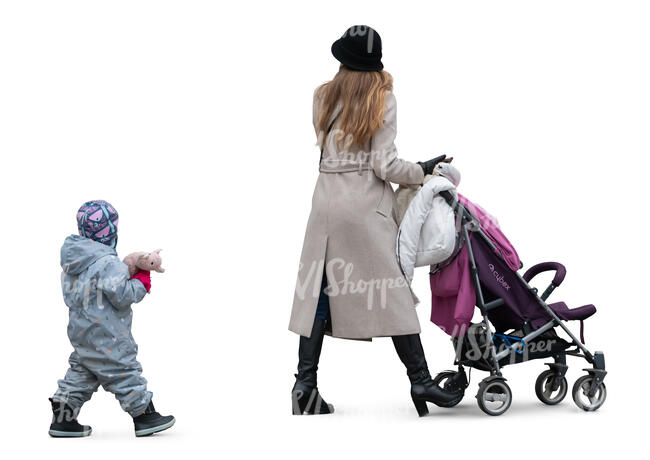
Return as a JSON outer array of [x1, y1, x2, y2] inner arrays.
[[429, 191, 607, 416]]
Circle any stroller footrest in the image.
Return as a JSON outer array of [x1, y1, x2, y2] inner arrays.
[[548, 302, 596, 321]]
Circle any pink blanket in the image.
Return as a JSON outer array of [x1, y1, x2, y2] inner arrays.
[[429, 194, 520, 337]]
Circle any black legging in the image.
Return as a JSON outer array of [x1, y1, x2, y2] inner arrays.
[[315, 274, 330, 320]]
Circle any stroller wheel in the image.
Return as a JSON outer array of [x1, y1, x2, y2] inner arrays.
[[535, 370, 568, 405], [432, 371, 465, 407], [476, 378, 512, 416], [572, 375, 607, 411]]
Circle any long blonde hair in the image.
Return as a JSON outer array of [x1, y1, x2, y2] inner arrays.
[[316, 66, 393, 150]]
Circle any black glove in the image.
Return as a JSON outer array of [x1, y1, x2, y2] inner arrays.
[[417, 155, 447, 176]]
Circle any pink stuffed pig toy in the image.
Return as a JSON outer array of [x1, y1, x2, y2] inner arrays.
[[123, 249, 165, 277]]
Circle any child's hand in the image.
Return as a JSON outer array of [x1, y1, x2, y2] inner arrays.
[[131, 270, 151, 293]]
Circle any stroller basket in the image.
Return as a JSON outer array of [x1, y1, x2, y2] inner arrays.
[[453, 323, 571, 371]]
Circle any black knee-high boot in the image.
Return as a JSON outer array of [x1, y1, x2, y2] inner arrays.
[[291, 317, 334, 415], [392, 334, 463, 416]]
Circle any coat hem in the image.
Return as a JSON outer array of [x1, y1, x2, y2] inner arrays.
[[288, 325, 421, 341]]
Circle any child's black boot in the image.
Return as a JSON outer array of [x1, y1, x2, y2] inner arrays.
[[48, 398, 92, 437], [133, 401, 175, 437]]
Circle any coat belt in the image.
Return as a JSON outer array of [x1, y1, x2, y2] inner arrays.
[[319, 161, 372, 175]]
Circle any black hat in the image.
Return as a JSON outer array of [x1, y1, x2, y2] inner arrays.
[[331, 25, 383, 71]]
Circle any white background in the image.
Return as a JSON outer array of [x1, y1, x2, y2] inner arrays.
[[1, 0, 648, 458]]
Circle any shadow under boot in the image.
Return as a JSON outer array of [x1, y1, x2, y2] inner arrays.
[[292, 317, 334, 415], [392, 334, 464, 416]]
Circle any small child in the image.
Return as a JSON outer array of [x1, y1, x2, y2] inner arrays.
[[49, 200, 175, 438]]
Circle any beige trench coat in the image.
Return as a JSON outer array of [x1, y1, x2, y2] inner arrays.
[[289, 91, 425, 339]]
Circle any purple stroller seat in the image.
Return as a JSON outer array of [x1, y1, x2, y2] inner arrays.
[[548, 302, 597, 321]]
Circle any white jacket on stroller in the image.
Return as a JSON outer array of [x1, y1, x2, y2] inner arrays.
[[396, 163, 461, 283]]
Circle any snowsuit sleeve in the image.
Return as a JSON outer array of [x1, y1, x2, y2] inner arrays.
[[370, 92, 424, 186], [100, 258, 147, 310], [397, 185, 434, 283]]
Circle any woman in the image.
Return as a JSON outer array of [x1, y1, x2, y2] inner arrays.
[[289, 25, 462, 417]]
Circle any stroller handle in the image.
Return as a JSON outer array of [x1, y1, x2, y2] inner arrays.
[[523, 262, 567, 301], [523, 262, 567, 287], [439, 190, 473, 223]]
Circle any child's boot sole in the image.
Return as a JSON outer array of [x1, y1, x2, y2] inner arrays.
[[49, 428, 92, 438], [135, 417, 175, 437]]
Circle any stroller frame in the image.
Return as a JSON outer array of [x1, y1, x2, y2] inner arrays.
[[434, 191, 607, 415]]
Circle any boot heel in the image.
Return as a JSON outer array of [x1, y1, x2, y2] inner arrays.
[[412, 397, 429, 417], [291, 389, 304, 415]]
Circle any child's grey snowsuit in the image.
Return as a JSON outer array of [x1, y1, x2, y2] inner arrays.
[[52, 235, 152, 416]]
